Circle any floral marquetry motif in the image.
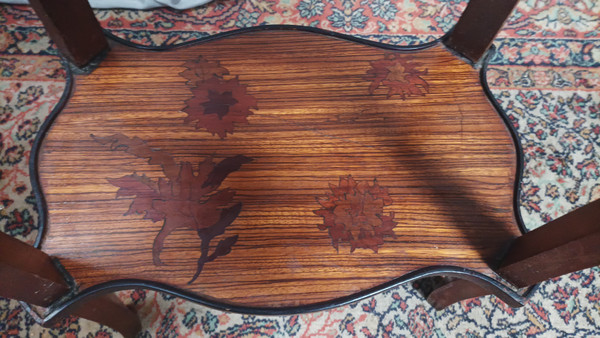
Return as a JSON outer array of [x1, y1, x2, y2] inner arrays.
[[180, 57, 229, 84], [366, 54, 429, 99], [314, 176, 398, 253], [181, 57, 257, 138], [92, 133, 251, 283]]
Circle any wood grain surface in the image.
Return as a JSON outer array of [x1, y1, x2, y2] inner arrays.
[[37, 30, 521, 308]]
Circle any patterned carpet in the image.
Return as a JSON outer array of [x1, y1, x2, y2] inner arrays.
[[1, 1, 599, 336]]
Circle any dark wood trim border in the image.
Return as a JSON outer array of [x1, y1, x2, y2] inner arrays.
[[103, 24, 442, 52], [43, 266, 529, 320], [26, 27, 530, 322], [480, 46, 528, 235], [30, 59, 74, 249]]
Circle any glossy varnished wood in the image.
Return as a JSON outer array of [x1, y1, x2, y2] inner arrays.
[[37, 30, 520, 308]]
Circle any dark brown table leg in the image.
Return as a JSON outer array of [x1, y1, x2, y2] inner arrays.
[[427, 279, 492, 310], [0, 232, 69, 307], [0, 232, 141, 337], [497, 198, 600, 287], [28, 0, 109, 68], [427, 199, 600, 309], [443, 0, 520, 64], [44, 293, 141, 338]]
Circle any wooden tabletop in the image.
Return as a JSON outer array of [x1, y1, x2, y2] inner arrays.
[[37, 30, 521, 309]]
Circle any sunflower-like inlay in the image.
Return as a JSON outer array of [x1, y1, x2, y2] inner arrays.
[[314, 176, 398, 253]]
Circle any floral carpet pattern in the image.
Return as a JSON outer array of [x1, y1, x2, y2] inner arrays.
[[1, 0, 599, 336]]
